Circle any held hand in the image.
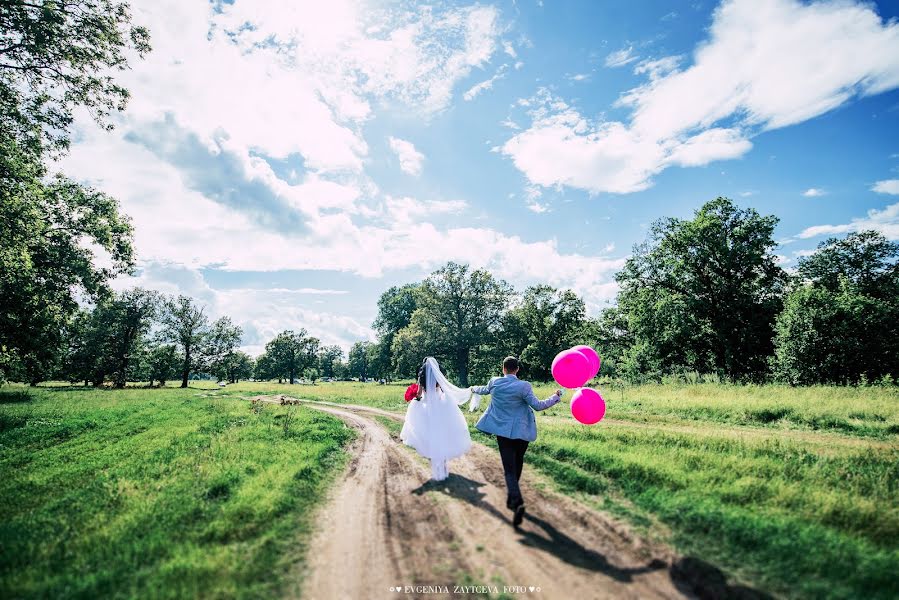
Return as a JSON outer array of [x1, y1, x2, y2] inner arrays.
[[555, 389, 564, 399]]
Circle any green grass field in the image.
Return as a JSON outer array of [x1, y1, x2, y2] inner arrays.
[[2, 380, 897, 599], [0, 385, 353, 599]]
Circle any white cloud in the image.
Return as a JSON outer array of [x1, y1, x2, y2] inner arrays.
[[872, 179, 899, 195], [463, 64, 508, 101], [797, 202, 899, 240], [568, 73, 590, 82], [387, 137, 425, 175], [502, 40, 517, 58], [605, 46, 638, 68], [803, 188, 826, 197], [112, 261, 375, 355], [633, 55, 682, 81], [504, 0, 899, 195]]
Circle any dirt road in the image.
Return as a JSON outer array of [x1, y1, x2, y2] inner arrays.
[[253, 396, 761, 600]]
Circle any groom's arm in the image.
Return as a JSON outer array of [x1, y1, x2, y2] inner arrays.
[[523, 383, 561, 411], [469, 377, 495, 396]]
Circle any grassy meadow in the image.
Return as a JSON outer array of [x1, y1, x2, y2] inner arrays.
[[0, 384, 353, 599], [1, 379, 897, 599]]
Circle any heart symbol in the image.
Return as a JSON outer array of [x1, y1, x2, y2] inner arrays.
[[529, 586, 535, 592], [396, 584, 402, 591]]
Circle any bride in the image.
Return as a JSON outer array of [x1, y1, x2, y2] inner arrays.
[[400, 357, 479, 481]]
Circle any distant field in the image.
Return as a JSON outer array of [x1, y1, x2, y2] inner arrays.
[[231, 379, 899, 599], [0, 385, 353, 599]]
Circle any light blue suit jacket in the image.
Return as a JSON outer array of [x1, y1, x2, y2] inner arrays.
[[471, 374, 560, 442]]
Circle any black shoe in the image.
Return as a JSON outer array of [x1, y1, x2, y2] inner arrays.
[[513, 504, 526, 528]]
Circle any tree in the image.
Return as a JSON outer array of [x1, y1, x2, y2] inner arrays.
[[406, 262, 513, 386], [582, 308, 632, 379], [796, 231, 899, 298], [615, 198, 785, 381], [0, 1, 149, 383], [142, 344, 178, 388], [1, 0, 151, 154], [499, 285, 586, 381], [348, 341, 373, 381], [774, 231, 899, 385], [56, 288, 156, 387], [253, 351, 277, 382], [1, 179, 136, 384], [205, 316, 242, 381], [318, 345, 343, 379], [105, 288, 158, 388], [266, 330, 319, 384], [159, 296, 209, 388], [212, 350, 253, 383], [373, 283, 420, 376]]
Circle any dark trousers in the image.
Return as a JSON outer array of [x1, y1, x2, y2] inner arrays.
[[496, 435, 529, 509]]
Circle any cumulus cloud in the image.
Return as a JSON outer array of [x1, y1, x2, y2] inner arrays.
[[504, 0, 899, 195], [872, 179, 899, 195], [803, 188, 826, 197], [387, 137, 425, 175]]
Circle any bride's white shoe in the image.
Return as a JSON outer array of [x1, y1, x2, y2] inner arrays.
[[431, 459, 449, 481]]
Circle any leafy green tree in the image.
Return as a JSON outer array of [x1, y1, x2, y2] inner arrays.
[[405, 262, 512, 386], [499, 285, 586, 381], [205, 316, 242, 381], [774, 231, 899, 385], [57, 288, 157, 387], [1, 0, 151, 153], [318, 345, 343, 379], [222, 351, 254, 384], [616, 197, 785, 381], [347, 341, 373, 381], [253, 351, 277, 382], [796, 230, 898, 297], [0, 0, 149, 383], [390, 326, 428, 380], [105, 288, 158, 388], [159, 296, 210, 388], [266, 330, 319, 384], [373, 283, 420, 376], [142, 344, 178, 388]]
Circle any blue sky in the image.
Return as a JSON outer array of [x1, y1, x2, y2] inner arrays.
[[60, 0, 899, 355]]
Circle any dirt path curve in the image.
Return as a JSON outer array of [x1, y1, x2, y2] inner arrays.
[[251, 396, 723, 600]]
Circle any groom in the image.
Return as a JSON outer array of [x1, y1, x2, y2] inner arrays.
[[470, 356, 562, 528]]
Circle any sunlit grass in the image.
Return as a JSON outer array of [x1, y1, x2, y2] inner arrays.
[[0, 386, 354, 599]]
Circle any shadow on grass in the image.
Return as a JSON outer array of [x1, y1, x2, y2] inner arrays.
[[670, 556, 774, 599], [0, 391, 33, 404]]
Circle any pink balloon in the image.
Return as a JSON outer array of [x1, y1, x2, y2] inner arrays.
[[572, 345, 601, 379], [552, 349, 591, 388], [570, 388, 606, 425]]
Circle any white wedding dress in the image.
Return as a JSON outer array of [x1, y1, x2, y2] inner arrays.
[[400, 357, 480, 481]]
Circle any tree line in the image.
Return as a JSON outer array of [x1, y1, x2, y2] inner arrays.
[[365, 198, 899, 386]]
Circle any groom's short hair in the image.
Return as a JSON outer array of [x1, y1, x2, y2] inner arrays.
[[502, 356, 520, 372]]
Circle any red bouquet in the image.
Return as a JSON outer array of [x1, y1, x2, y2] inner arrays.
[[404, 383, 419, 402]]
